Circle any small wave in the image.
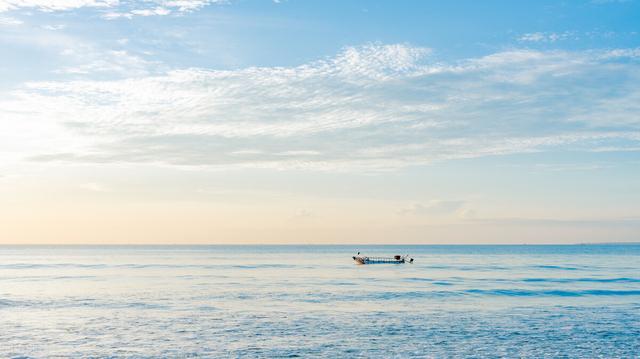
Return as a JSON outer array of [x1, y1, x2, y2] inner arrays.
[[522, 277, 640, 283], [65, 299, 171, 310], [0, 275, 100, 282], [329, 281, 357, 286], [232, 264, 295, 269], [314, 288, 640, 301], [531, 265, 579, 270], [0, 299, 22, 307], [0, 263, 108, 269], [197, 305, 218, 311], [464, 289, 640, 297], [405, 277, 436, 282], [421, 265, 510, 271], [405, 278, 455, 285], [328, 291, 465, 301], [0, 263, 298, 270]]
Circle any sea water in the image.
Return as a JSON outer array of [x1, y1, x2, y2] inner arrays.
[[1, 245, 639, 358]]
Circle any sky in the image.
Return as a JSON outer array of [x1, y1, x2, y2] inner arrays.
[[0, 0, 639, 244]]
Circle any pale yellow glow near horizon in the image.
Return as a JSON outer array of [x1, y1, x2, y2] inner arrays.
[[2, 166, 637, 245]]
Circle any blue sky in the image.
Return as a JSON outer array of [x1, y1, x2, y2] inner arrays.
[[3, 0, 640, 81], [0, 0, 639, 243]]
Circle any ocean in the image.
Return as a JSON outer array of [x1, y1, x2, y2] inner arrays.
[[1, 245, 639, 358]]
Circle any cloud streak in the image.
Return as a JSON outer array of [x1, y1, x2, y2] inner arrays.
[[399, 201, 466, 216], [2, 44, 640, 171], [0, 0, 224, 17], [518, 32, 576, 43]]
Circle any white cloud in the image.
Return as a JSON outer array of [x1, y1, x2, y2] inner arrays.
[[600, 48, 640, 59], [0, 15, 21, 24], [518, 31, 575, 43], [130, 7, 170, 16], [80, 182, 109, 192], [275, 150, 321, 156], [2, 44, 640, 171], [230, 149, 264, 156], [0, 0, 224, 17], [56, 48, 158, 76], [102, 11, 132, 19], [0, 0, 117, 12], [292, 208, 315, 219], [41, 24, 66, 30], [399, 201, 466, 216]]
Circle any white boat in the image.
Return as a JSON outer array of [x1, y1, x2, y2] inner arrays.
[[352, 253, 413, 264]]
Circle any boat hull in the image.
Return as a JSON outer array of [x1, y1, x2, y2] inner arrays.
[[352, 256, 405, 264]]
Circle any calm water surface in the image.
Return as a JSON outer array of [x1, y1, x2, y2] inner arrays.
[[1, 245, 639, 358]]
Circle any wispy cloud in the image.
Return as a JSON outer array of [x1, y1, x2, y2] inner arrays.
[[0, 15, 21, 25], [501, 162, 612, 172], [518, 32, 575, 43], [399, 201, 466, 216], [465, 216, 640, 227], [0, 0, 224, 17], [56, 47, 159, 76], [292, 208, 315, 219], [516, 30, 639, 44], [0, 0, 117, 13], [104, 6, 172, 19], [79, 182, 109, 192], [2, 44, 640, 171], [41, 24, 66, 31]]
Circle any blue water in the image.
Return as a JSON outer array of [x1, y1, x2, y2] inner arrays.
[[1, 245, 639, 358]]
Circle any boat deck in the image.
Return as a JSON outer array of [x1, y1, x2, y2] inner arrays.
[[353, 255, 408, 264]]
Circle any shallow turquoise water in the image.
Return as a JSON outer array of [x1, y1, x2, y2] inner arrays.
[[1, 245, 639, 358]]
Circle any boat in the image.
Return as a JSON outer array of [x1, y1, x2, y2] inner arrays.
[[352, 252, 413, 264]]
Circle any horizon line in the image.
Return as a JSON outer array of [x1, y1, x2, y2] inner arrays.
[[1, 242, 639, 246]]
